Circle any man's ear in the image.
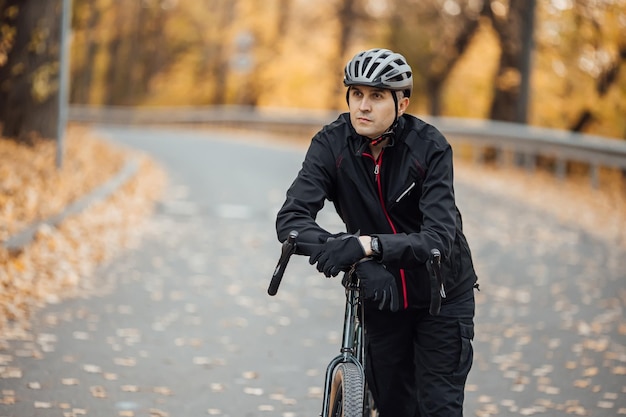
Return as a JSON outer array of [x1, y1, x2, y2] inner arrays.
[[398, 96, 410, 115]]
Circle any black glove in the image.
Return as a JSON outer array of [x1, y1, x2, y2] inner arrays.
[[309, 234, 365, 277], [354, 260, 400, 312]]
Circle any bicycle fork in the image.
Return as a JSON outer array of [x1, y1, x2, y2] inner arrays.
[[320, 286, 366, 417]]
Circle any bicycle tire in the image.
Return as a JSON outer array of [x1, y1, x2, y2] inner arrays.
[[329, 362, 364, 417]]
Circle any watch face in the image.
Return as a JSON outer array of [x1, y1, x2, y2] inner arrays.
[[371, 237, 380, 254]]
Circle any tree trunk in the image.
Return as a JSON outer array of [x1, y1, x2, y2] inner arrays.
[[483, 0, 536, 163], [211, 0, 236, 105], [0, 0, 62, 143], [70, 1, 100, 104], [426, 13, 482, 116], [103, 36, 122, 106], [427, 78, 444, 116], [329, 0, 359, 109], [570, 44, 626, 132], [388, 0, 487, 116], [487, 0, 534, 122]]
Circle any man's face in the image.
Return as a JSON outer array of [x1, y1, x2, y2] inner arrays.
[[348, 85, 408, 139]]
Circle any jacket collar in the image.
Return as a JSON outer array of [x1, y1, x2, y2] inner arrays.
[[344, 113, 406, 156]]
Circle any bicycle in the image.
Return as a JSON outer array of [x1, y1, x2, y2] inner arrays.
[[268, 230, 445, 417]]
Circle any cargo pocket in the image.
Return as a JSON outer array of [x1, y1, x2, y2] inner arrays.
[[453, 320, 474, 385]]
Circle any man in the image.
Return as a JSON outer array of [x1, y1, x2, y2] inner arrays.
[[276, 48, 478, 417]]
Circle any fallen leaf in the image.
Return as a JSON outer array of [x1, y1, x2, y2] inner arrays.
[[114, 357, 137, 367], [83, 364, 101, 373], [210, 383, 224, 392], [90, 385, 107, 398], [613, 366, 626, 375], [244, 387, 263, 396], [153, 386, 173, 396], [61, 378, 79, 385]]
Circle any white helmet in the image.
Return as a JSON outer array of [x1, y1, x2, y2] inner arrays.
[[344, 48, 413, 97]]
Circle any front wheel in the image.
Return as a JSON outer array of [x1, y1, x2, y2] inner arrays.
[[329, 362, 364, 417]]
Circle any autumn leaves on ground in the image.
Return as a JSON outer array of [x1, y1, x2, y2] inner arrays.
[[0, 127, 166, 337]]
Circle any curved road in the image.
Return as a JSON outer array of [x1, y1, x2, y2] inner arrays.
[[1, 126, 624, 417]]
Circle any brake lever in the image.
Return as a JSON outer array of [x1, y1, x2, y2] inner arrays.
[[428, 248, 446, 316]]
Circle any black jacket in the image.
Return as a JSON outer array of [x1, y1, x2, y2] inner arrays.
[[276, 113, 477, 309]]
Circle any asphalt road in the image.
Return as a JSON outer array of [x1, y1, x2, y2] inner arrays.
[[1, 126, 624, 417]]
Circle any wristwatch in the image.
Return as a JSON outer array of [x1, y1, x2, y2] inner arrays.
[[370, 236, 382, 258]]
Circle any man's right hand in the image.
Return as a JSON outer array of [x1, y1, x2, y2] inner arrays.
[[308, 234, 365, 277], [354, 260, 399, 312]]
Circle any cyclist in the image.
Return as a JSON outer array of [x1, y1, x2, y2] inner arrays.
[[276, 48, 478, 417]]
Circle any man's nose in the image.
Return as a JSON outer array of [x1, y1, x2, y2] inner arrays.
[[359, 97, 371, 111]]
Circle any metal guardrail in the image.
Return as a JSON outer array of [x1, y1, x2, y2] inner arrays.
[[425, 116, 626, 187], [69, 105, 626, 188]]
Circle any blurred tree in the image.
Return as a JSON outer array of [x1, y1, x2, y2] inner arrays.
[[69, 0, 100, 104], [138, 0, 230, 105], [387, 0, 488, 115], [0, 0, 63, 143], [210, 0, 236, 104], [571, 45, 626, 132], [58, 0, 625, 138], [532, 0, 626, 138], [484, 0, 536, 123], [102, 0, 170, 105], [327, 0, 368, 108], [250, 1, 334, 109], [567, 0, 626, 133]]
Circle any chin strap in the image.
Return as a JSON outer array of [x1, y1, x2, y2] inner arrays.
[[369, 128, 395, 146]]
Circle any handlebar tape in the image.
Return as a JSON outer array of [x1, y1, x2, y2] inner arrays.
[[268, 230, 298, 296]]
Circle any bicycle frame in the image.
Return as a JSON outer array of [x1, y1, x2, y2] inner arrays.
[[269, 234, 447, 416], [321, 277, 367, 417]]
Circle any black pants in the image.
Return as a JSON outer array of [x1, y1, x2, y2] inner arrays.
[[364, 288, 475, 417]]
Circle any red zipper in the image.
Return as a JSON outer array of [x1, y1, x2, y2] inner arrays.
[[366, 150, 409, 309]]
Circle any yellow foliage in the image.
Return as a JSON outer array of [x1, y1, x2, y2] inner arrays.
[[31, 63, 59, 102], [0, 127, 124, 241], [443, 19, 500, 118], [66, 0, 626, 137]]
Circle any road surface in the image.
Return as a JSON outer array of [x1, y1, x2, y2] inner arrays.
[[1, 126, 624, 417]]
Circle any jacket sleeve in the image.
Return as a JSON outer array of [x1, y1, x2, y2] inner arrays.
[[275, 131, 339, 255], [376, 132, 458, 267]]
